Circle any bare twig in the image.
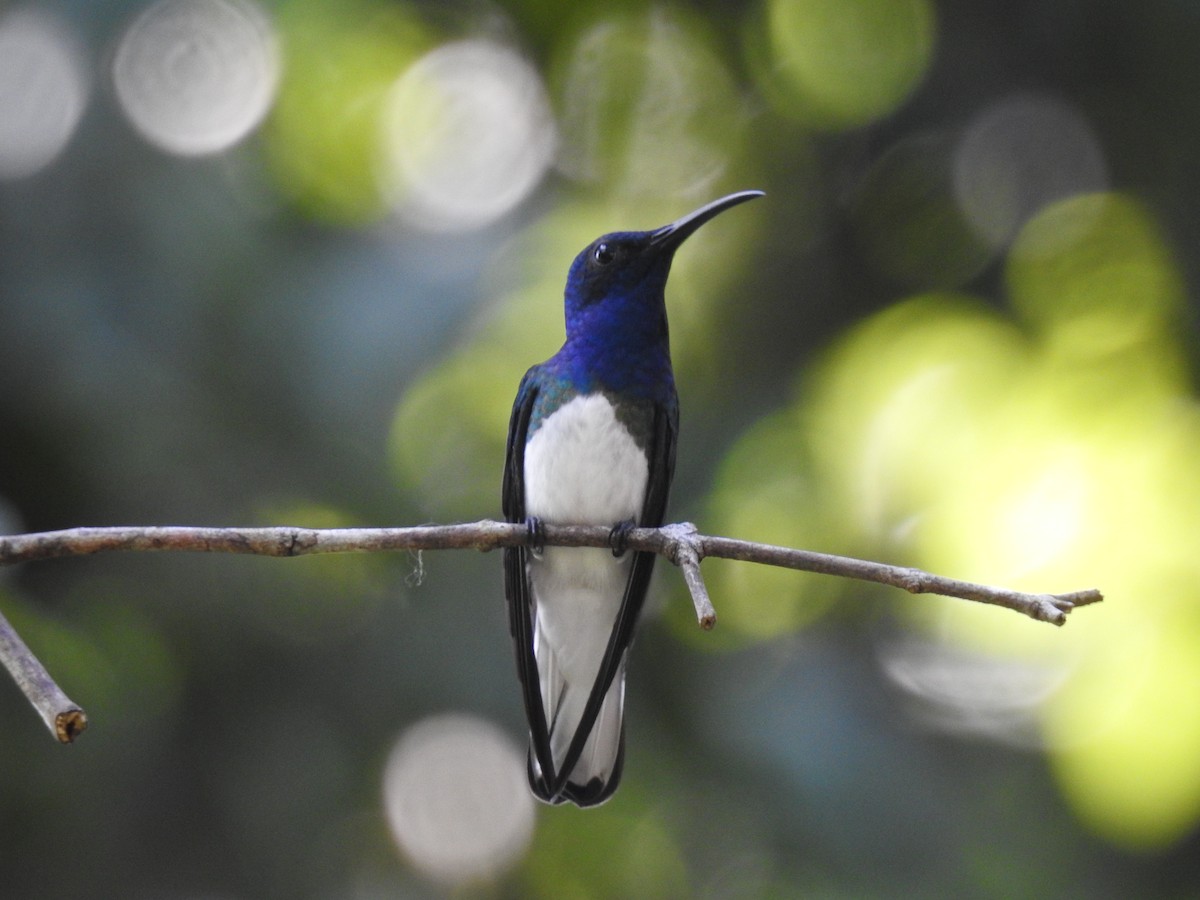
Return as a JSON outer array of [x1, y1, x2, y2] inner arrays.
[[688, 534, 1102, 625], [0, 605, 87, 743], [0, 519, 1102, 740], [657, 523, 717, 630]]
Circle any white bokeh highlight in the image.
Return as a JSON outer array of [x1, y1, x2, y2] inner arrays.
[[877, 635, 1074, 747], [382, 713, 535, 886], [0, 9, 88, 179], [112, 0, 279, 156], [380, 40, 557, 232], [953, 94, 1108, 250]]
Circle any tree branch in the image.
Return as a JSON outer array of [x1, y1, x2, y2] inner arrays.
[[0, 520, 1102, 741]]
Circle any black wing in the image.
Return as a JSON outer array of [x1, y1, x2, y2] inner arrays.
[[501, 369, 558, 797]]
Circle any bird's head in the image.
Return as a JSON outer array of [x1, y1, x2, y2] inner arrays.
[[562, 190, 764, 347]]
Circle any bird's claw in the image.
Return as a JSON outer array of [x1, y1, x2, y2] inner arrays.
[[609, 519, 636, 558], [526, 516, 546, 558]]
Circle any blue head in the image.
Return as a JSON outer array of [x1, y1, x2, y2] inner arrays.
[[557, 190, 763, 395]]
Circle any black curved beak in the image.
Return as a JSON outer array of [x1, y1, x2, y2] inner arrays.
[[648, 190, 765, 252]]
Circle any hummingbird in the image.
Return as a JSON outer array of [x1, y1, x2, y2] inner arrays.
[[502, 190, 764, 806]]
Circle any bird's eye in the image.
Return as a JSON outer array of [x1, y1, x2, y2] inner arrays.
[[592, 242, 616, 266]]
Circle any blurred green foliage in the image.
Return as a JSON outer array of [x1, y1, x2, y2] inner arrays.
[[760, 0, 936, 128], [266, 0, 434, 223], [744, 191, 1200, 851], [3, 0, 1200, 897]]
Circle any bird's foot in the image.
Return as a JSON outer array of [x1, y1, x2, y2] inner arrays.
[[526, 516, 546, 559], [609, 518, 637, 558]]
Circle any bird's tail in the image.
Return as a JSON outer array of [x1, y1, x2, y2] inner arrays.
[[530, 619, 627, 806]]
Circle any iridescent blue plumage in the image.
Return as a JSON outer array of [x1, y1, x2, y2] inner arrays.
[[503, 191, 762, 806]]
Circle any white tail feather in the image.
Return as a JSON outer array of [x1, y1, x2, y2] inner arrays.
[[533, 602, 626, 790]]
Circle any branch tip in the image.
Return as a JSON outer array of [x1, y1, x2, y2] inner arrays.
[[1037, 601, 1069, 627], [55, 708, 88, 744]]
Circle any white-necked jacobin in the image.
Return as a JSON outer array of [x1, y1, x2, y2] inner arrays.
[[502, 190, 764, 806]]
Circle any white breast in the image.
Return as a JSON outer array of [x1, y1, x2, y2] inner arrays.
[[523, 393, 648, 526]]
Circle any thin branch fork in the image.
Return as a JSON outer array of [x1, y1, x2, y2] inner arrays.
[[0, 520, 1103, 743]]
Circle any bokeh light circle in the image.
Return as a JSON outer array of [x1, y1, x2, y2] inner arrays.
[[552, 10, 745, 199], [113, 0, 279, 156], [382, 713, 535, 886], [262, 1, 431, 224], [381, 39, 557, 232], [766, 0, 936, 129], [1007, 192, 1182, 359], [0, 9, 88, 179], [953, 94, 1108, 250]]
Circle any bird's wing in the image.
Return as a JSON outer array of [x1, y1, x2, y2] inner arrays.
[[502, 369, 559, 795]]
